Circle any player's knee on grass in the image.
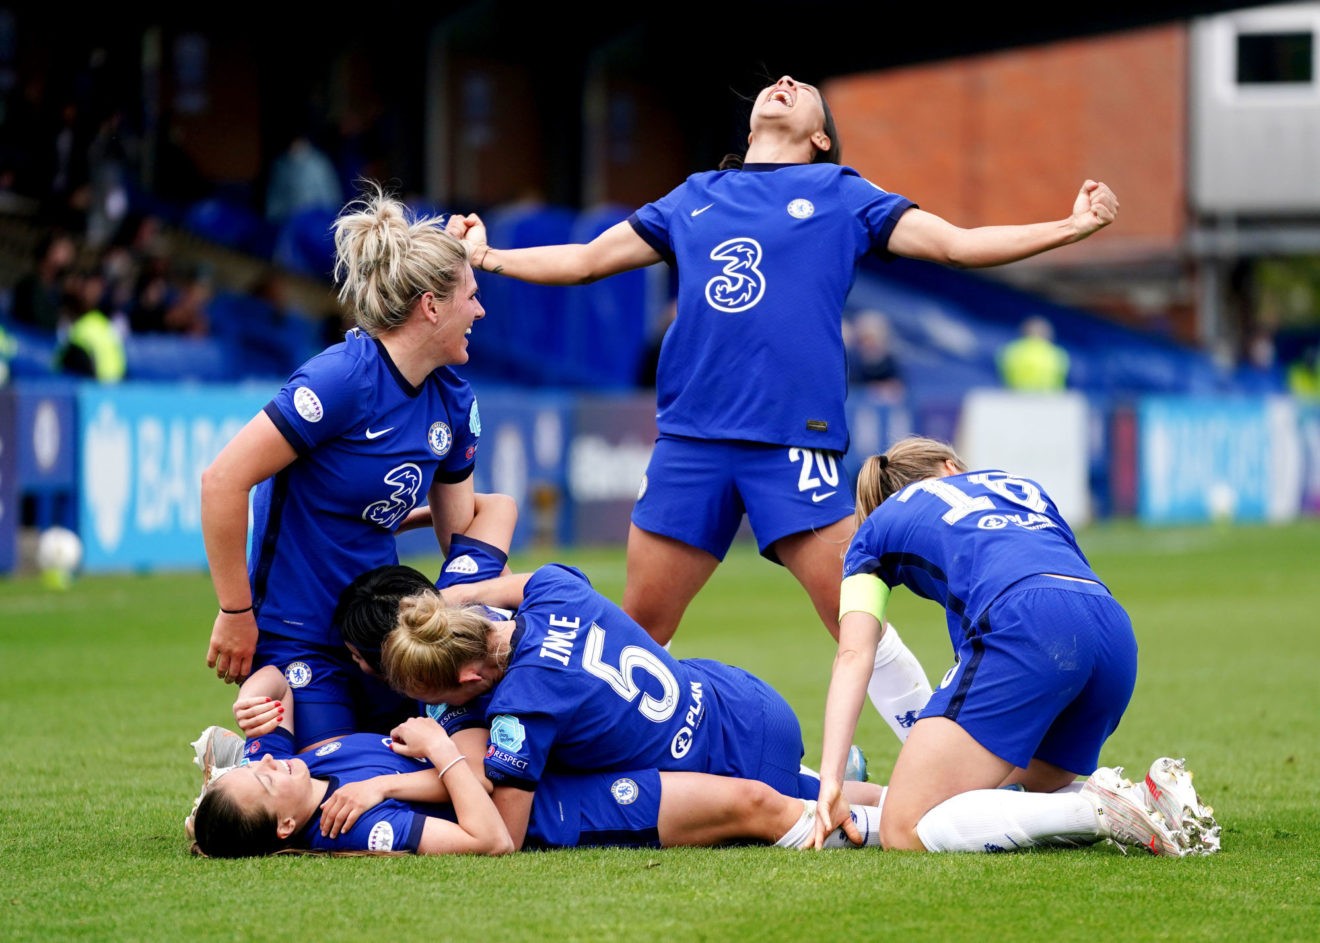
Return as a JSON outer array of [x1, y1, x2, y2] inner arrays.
[[880, 804, 927, 851]]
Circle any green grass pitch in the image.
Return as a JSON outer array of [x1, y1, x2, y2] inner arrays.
[[2, 519, 1318, 942]]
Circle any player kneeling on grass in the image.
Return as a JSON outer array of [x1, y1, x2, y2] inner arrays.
[[812, 435, 1221, 856], [187, 667, 882, 857]]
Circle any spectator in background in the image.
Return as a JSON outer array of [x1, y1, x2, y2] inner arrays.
[[265, 129, 344, 226], [55, 264, 125, 382], [128, 248, 174, 334], [846, 309, 905, 402], [1234, 328, 1287, 394], [998, 316, 1069, 392], [0, 323, 15, 386], [1287, 345, 1320, 400], [9, 229, 77, 333], [84, 107, 136, 249], [38, 98, 91, 232], [162, 263, 214, 337]]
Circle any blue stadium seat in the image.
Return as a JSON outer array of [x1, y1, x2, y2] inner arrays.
[[124, 334, 233, 382], [272, 206, 341, 281], [182, 197, 277, 258], [850, 256, 1227, 401], [468, 203, 579, 385], [564, 204, 655, 389], [206, 290, 314, 380], [3, 323, 60, 379]]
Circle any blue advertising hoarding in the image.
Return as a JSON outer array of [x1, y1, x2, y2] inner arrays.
[[0, 390, 17, 572], [76, 382, 273, 572], [1137, 395, 1303, 525]]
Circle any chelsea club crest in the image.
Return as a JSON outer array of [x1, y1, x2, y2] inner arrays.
[[610, 778, 639, 805], [428, 421, 453, 457]]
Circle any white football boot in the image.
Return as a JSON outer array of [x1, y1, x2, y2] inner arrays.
[[1140, 757, 1221, 855], [1082, 766, 1187, 856]]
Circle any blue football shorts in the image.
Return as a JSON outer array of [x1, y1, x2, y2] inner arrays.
[[631, 435, 854, 562], [685, 659, 813, 799], [253, 631, 417, 751], [525, 768, 663, 849], [921, 575, 1138, 774]]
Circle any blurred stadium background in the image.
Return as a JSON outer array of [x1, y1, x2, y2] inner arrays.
[[2, 0, 1319, 576]]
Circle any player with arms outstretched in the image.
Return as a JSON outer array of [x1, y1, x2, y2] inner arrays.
[[446, 73, 1117, 741]]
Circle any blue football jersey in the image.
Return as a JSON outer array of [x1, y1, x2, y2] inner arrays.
[[250, 329, 480, 647], [243, 729, 453, 853], [629, 163, 914, 452], [481, 565, 766, 788], [844, 470, 1103, 643], [241, 728, 660, 853]]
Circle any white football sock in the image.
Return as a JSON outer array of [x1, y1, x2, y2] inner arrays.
[[820, 802, 884, 848], [774, 799, 886, 849], [867, 625, 932, 742], [774, 800, 818, 849], [915, 789, 1102, 853]]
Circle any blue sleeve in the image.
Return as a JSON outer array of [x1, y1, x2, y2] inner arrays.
[[265, 349, 371, 455], [838, 171, 916, 256], [842, 512, 887, 582], [428, 697, 489, 736], [628, 179, 690, 264], [308, 802, 430, 853], [483, 707, 557, 791], [431, 375, 479, 484], [241, 727, 297, 762], [524, 563, 592, 605]]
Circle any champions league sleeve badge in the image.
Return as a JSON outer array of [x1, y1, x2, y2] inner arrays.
[[294, 386, 324, 423]]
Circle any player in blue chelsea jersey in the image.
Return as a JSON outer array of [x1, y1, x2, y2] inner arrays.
[[810, 436, 1220, 856], [189, 666, 883, 857], [200, 184, 489, 750], [445, 74, 1118, 745], [378, 563, 885, 849]]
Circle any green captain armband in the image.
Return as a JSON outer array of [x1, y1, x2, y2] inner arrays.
[[839, 573, 890, 621]]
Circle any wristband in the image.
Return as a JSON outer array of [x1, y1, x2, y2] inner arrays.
[[437, 755, 467, 779], [220, 605, 254, 615]]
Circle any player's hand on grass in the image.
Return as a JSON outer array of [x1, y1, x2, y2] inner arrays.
[[320, 780, 384, 838], [207, 611, 257, 685], [233, 694, 283, 736]]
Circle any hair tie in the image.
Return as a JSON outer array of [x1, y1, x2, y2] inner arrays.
[[878, 454, 889, 469]]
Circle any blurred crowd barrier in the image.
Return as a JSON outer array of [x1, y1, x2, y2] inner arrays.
[[2, 377, 1318, 574]]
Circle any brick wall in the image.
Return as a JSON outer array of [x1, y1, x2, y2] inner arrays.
[[824, 24, 1188, 263]]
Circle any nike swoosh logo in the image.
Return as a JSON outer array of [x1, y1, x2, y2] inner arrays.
[[691, 203, 714, 217], [811, 491, 837, 503], [364, 427, 395, 440]]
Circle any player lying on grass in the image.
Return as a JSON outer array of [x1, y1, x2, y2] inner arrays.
[[376, 561, 891, 850], [812, 435, 1221, 856], [186, 666, 881, 857]]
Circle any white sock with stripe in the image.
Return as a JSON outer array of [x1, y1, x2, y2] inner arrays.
[[915, 789, 1101, 853], [867, 624, 932, 742]]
